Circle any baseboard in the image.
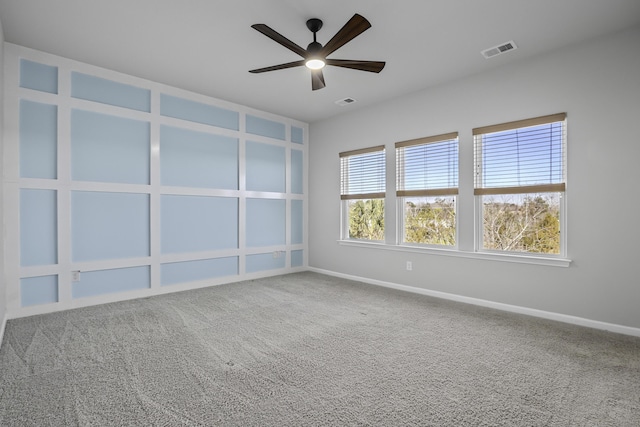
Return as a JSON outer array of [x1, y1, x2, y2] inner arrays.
[[308, 267, 640, 338], [0, 313, 7, 345]]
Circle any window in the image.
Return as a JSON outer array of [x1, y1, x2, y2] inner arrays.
[[396, 132, 458, 246], [474, 113, 566, 255], [340, 146, 385, 241]]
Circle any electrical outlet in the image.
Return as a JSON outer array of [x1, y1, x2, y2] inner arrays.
[[72, 271, 81, 282], [406, 261, 412, 271]]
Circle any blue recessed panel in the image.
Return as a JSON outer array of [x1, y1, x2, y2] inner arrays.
[[71, 109, 150, 184], [20, 189, 57, 266], [72, 266, 150, 299], [291, 250, 304, 268], [291, 126, 304, 144], [160, 125, 238, 189], [291, 200, 303, 245], [20, 100, 57, 179], [246, 115, 286, 141], [160, 94, 239, 130], [71, 191, 150, 262], [20, 59, 58, 94], [246, 198, 285, 247], [161, 257, 238, 286], [246, 253, 285, 273], [21, 275, 58, 307], [71, 72, 151, 112], [161, 195, 238, 254], [246, 141, 286, 193], [291, 149, 303, 194]]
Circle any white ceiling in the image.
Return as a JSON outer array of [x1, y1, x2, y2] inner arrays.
[[1, 0, 639, 123]]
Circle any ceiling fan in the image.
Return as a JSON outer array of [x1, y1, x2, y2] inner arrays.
[[249, 13, 385, 91]]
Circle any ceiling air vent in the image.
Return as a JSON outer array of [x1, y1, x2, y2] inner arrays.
[[481, 41, 517, 59], [335, 97, 357, 107]]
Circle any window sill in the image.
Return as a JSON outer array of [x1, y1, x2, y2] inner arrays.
[[337, 240, 571, 267]]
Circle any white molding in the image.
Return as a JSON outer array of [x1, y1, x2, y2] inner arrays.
[[0, 314, 6, 345], [308, 267, 640, 338], [337, 239, 571, 268], [4, 43, 310, 319]]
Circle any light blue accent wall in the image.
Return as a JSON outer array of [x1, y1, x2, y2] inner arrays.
[[20, 59, 58, 94], [291, 126, 304, 144], [160, 94, 239, 130], [291, 149, 303, 194], [71, 191, 150, 262], [246, 198, 285, 247], [71, 109, 150, 184], [161, 257, 238, 286], [14, 53, 307, 308], [291, 200, 303, 245], [161, 195, 238, 254], [71, 72, 150, 112], [20, 100, 57, 179], [20, 189, 57, 266], [160, 125, 238, 189], [291, 250, 304, 267], [246, 141, 286, 193], [72, 266, 150, 299], [21, 275, 58, 307], [246, 253, 285, 273], [246, 115, 286, 140]]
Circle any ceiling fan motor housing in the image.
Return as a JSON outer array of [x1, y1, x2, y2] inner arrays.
[[306, 18, 323, 33], [307, 41, 322, 53]]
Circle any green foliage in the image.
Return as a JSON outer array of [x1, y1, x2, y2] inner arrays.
[[483, 194, 560, 254], [404, 198, 456, 246], [348, 199, 384, 240], [347, 194, 560, 253]]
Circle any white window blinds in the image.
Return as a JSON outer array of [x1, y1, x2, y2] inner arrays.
[[474, 113, 566, 195], [396, 132, 459, 197], [339, 145, 385, 200]]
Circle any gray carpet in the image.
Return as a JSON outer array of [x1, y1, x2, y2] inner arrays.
[[0, 272, 639, 426]]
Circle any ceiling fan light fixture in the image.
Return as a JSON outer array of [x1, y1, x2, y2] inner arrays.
[[305, 58, 325, 70], [249, 14, 385, 90]]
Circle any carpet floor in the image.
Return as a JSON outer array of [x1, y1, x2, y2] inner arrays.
[[0, 272, 639, 426]]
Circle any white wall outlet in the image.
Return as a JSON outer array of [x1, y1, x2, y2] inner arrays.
[[406, 261, 412, 271], [72, 271, 81, 282]]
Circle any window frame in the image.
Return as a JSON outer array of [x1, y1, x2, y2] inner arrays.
[[473, 113, 567, 258], [339, 145, 386, 242], [395, 132, 459, 248]]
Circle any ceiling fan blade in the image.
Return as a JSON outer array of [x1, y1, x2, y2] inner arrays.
[[251, 24, 308, 58], [320, 14, 371, 57], [311, 69, 326, 91], [249, 60, 306, 73], [325, 59, 386, 73]]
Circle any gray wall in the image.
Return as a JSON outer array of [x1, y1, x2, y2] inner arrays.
[[0, 19, 6, 327], [308, 26, 640, 329]]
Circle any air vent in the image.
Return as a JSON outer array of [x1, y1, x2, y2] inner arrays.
[[481, 41, 517, 59], [335, 97, 357, 107]]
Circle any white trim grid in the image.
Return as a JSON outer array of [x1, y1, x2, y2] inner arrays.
[[4, 43, 308, 318]]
